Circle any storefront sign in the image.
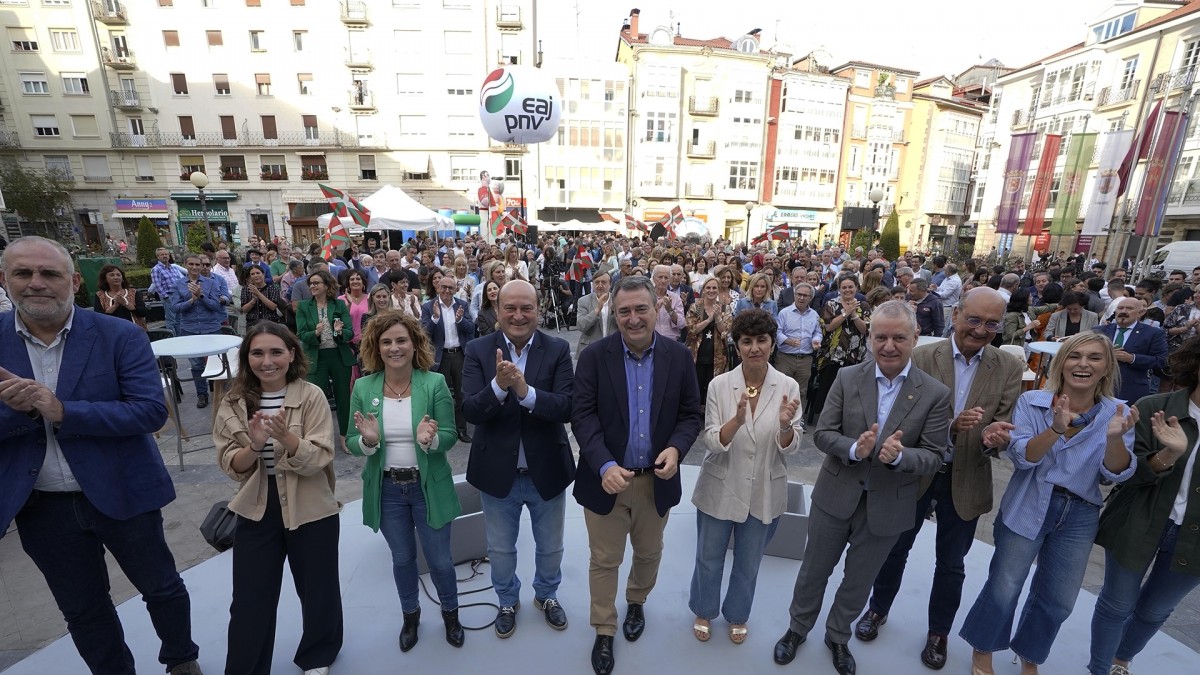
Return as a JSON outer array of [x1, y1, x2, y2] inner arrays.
[[768, 209, 822, 224], [115, 198, 169, 212], [176, 200, 230, 222]]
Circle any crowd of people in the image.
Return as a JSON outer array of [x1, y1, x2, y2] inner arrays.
[[1, 231, 1199, 675]]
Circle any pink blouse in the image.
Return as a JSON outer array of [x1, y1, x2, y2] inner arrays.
[[340, 293, 370, 344]]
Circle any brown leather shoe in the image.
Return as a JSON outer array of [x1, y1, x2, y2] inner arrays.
[[853, 610, 887, 641], [921, 632, 948, 670]]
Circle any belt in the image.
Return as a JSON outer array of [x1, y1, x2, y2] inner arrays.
[[1052, 484, 1084, 500], [937, 462, 953, 474], [385, 467, 420, 483], [623, 466, 656, 476], [516, 467, 531, 476], [442, 347, 462, 353], [780, 351, 812, 358]]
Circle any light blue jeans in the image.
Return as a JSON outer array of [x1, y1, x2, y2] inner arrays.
[[378, 479, 458, 613], [479, 475, 566, 607], [688, 510, 778, 624]]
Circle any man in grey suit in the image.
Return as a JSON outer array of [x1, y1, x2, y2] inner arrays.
[[774, 300, 951, 675], [575, 269, 616, 359]]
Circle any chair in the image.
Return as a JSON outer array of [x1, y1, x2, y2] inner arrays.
[[201, 347, 240, 421], [998, 344, 1038, 389]]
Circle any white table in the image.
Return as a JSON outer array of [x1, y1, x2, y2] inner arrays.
[[151, 334, 243, 468], [1028, 341, 1063, 388]]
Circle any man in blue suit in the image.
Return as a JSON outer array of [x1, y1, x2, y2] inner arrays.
[[1092, 296, 1168, 403], [462, 280, 576, 638], [572, 275, 703, 675], [0, 237, 202, 675], [422, 274, 476, 442], [171, 254, 226, 408]]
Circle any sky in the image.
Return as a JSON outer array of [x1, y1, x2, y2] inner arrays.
[[538, 0, 1115, 77]]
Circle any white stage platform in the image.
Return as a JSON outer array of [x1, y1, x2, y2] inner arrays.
[[9, 467, 1198, 674]]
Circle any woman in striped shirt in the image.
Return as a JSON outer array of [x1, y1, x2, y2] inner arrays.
[[213, 321, 342, 675], [960, 332, 1138, 675]]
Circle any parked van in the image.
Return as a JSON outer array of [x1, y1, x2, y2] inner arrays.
[[1147, 241, 1200, 279]]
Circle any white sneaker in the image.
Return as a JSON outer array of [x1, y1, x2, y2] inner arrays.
[[1109, 666, 1132, 675], [303, 668, 330, 675]]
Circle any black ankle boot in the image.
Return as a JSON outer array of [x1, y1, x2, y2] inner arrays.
[[399, 609, 420, 652], [442, 608, 465, 648]]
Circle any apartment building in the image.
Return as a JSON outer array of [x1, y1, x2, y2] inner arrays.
[[0, 0, 540, 246]]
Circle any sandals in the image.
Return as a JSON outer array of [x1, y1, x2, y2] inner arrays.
[[692, 618, 710, 642], [730, 624, 748, 644]]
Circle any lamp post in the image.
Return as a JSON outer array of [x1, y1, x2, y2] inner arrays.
[[868, 187, 885, 250], [189, 171, 213, 244], [744, 201, 757, 249]]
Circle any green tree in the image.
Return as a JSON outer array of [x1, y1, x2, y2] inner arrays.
[[185, 221, 209, 254], [135, 216, 163, 267], [0, 159, 74, 227], [850, 229, 875, 255], [880, 208, 901, 261]]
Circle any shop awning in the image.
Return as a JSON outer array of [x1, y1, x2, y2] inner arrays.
[[113, 211, 169, 219]]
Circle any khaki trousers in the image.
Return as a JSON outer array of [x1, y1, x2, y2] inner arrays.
[[774, 351, 814, 409], [583, 474, 669, 635]]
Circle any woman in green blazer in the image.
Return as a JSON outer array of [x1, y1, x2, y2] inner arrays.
[[296, 270, 355, 453], [348, 310, 463, 653]]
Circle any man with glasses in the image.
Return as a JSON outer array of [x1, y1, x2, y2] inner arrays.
[[776, 272, 822, 411], [854, 288, 1022, 670], [198, 255, 232, 309], [422, 275, 476, 443]]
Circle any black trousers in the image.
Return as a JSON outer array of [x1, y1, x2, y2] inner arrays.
[[226, 481, 343, 675], [438, 348, 468, 434]]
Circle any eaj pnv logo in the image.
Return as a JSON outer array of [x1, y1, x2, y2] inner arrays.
[[481, 69, 514, 114], [478, 67, 561, 144]]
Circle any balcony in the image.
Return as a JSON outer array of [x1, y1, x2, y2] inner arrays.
[[91, 0, 128, 25], [108, 89, 141, 109], [0, 130, 22, 148], [851, 125, 867, 139], [1155, 66, 1196, 93], [688, 96, 719, 116], [110, 130, 358, 148], [345, 48, 373, 70], [686, 140, 716, 158], [496, 49, 522, 66], [496, 5, 522, 28], [340, 1, 368, 25], [685, 182, 713, 198], [101, 47, 136, 70], [1096, 80, 1139, 107], [874, 84, 896, 100], [349, 89, 376, 112], [1011, 109, 1028, 129]]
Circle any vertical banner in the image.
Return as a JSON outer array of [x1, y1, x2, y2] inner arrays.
[[1022, 133, 1062, 235], [1074, 234, 1094, 253], [1134, 111, 1186, 236], [1033, 231, 1053, 253], [1049, 132, 1098, 236], [995, 132, 1037, 234], [1082, 130, 1135, 235]]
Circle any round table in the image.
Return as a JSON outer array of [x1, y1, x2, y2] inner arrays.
[[152, 334, 243, 468], [1028, 341, 1062, 388]]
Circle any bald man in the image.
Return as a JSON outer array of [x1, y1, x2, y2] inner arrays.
[[461, 280, 577, 637]]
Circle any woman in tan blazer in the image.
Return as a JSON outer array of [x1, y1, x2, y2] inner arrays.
[[689, 309, 803, 645]]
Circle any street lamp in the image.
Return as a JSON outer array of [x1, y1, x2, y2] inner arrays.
[[868, 187, 885, 249], [189, 170, 213, 244], [744, 201, 757, 248]]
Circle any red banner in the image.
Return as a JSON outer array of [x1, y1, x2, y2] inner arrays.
[[1034, 231, 1052, 253], [1074, 235, 1094, 254], [1134, 111, 1186, 236], [1022, 134, 1062, 235]]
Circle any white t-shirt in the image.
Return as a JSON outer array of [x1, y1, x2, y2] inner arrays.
[[382, 397, 419, 469], [257, 387, 287, 476]]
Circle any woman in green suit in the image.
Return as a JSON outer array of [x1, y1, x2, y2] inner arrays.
[[348, 310, 463, 653], [296, 270, 355, 453]]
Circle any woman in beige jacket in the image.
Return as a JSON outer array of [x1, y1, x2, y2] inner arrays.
[[213, 321, 342, 675], [689, 309, 803, 645]]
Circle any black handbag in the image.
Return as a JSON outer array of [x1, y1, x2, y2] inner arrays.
[[200, 501, 237, 552]]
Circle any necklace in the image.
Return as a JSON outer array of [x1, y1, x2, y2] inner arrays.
[[385, 378, 412, 401], [744, 375, 766, 398]]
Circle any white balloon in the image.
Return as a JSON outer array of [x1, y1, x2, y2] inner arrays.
[[479, 67, 562, 144], [494, 181, 506, 195]]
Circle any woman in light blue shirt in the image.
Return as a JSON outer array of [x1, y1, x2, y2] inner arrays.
[[960, 331, 1138, 675]]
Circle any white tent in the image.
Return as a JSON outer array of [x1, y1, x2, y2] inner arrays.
[[551, 219, 621, 233], [316, 184, 454, 231]]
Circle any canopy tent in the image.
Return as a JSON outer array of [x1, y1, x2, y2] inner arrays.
[[547, 219, 621, 233], [316, 184, 454, 232]]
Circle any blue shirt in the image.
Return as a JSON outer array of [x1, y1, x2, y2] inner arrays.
[[170, 275, 226, 333], [599, 335, 657, 476], [1001, 390, 1137, 540], [847, 361, 911, 465], [490, 332, 539, 469], [947, 337, 983, 460], [776, 305, 821, 355]]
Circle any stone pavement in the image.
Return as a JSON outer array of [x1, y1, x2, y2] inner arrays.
[[2, 326, 1198, 672]]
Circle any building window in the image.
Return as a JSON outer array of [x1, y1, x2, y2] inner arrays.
[[249, 30, 264, 51], [447, 115, 475, 136], [261, 115, 277, 140], [297, 73, 313, 95], [171, 73, 189, 95], [300, 154, 327, 179], [219, 155, 247, 179], [505, 157, 521, 179], [220, 115, 237, 140], [302, 114, 318, 139], [644, 111, 675, 142], [9, 27, 38, 52], [45, 155, 72, 179], [162, 30, 179, 47], [260, 154, 286, 177], [447, 87, 473, 96], [19, 71, 49, 94], [134, 155, 154, 181], [359, 155, 377, 180], [1184, 40, 1200, 71], [206, 30, 223, 47], [854, 70, 870, 88], [1120, 56, 1139, 91], [449, 156, 474, 182], [178, 116, 195, 139], [180, 155, 205, 176], [214, 73, 230, 96], [61, 72, 89, 95], [49, 28, 79, 52], [31, 114, 60, 137], [732, 89, 755, 103], [293, 30, 305, 51], [727, 161, 757, 190], [255, 73, 272, 96], [399, 114, 426, 136], [82, 155, 111, 181], [444, 30, 470, 54]]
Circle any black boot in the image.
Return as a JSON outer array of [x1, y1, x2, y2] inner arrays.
[[442, 608, 465, 648], [399, 609, 420, 652]]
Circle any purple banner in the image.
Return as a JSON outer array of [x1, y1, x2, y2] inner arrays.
[[995, 132, 1037, 234]]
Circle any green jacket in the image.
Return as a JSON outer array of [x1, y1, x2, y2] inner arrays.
[[1097, 389, 1200, 576], [295, 298, 355, 370], [347, 370, 461, 531]]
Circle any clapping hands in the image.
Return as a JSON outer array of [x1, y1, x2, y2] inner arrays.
[[778, 394, 799, 429]]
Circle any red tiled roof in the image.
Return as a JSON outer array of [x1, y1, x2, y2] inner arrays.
[[620, 30, 741, 51], [830, 60, 920, 77]]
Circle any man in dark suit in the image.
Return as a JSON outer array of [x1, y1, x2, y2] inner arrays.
[[462, 280, 576, 638], [0, 237, 203, 675], [774, 300, 951, 675], [669, 264, 695, 312], [1092, 296, 1168, 403], [422, 275, 476, 442], [855, 288, 1022, 669], [572, 275, 702, 675]]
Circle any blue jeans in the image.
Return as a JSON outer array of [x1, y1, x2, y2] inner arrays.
[[689, 510, 778, 624], [479, 475, 566, 607], [15, 491, 198, 675], [1089, 522, 1200, 674], [175, 327, 208, 397], [378, 479, 458, 613], [959, 491, 1099, 664]]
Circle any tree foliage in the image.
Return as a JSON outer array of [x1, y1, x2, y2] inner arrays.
[[135, 216, 163, 267], [185, 221, 209, 254], [850, 228, 875, 255], [880, 208, 901, 261], [0, 159, 74, 226]]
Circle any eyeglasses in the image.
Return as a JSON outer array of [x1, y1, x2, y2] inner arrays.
[[962, 316, 1003, 332]]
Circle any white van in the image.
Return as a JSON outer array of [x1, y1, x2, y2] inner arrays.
[[1147, 241, 1200, 279]]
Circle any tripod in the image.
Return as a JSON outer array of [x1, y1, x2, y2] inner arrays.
[[541, 276, 571, 331]]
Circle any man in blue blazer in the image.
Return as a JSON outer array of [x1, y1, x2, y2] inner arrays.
[[462, 280, 576, 638], [571, 275, 702, 675], [422, 275, 476, 442], [0, 237, 202, 675], [1093, 296, 1168, 403]]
